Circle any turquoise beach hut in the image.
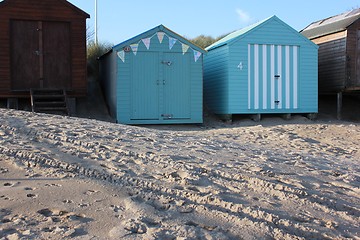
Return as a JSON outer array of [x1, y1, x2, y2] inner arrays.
[[100, 25, 205, 124], [204, 16, 319, 121]]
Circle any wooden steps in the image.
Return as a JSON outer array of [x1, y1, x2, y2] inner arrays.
[[30, 88, 69, 115]]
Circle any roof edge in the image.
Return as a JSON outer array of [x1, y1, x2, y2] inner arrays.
[[206, 15, 277, 51], [0, 0, 90, 18], [207, 15, 318, 51], [112, 24, 206, 53], [300, 8, 360, 38]]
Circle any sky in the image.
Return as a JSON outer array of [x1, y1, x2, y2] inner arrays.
[[4, 0, 360, 45]]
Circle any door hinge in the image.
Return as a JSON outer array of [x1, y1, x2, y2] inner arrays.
[[161, 114, 173, 119], [156, 80, 165, 85]]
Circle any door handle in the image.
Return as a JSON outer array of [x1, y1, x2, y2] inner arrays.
[[34, 50, 43, 56], [161, 61, 172, 66]]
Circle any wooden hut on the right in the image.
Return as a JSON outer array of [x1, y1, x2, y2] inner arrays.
[[301, 9, 360, 119]]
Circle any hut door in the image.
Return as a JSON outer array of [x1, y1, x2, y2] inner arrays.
[[248, 44, 299, 111], [10, 20, 71, 90], [162, 53, 191, 119], [11, 20, 40, 90], [42, 21, 71, 89], [130, 52, 159, 120]]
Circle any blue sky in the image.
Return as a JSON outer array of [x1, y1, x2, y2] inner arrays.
[[68, 0, 359, 44], [30, 1, 360, 44]]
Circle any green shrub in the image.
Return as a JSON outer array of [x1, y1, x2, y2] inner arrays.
[[189, 33, 231, 49], [87, 41, 112, 80]]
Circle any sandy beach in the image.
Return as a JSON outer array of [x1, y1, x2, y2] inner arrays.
[[0, 108, 359, 239]]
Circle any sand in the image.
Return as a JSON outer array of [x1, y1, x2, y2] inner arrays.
[[0, 108, 359, 239]]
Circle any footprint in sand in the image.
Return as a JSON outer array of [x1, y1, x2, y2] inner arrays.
[[110, 205, 124, 213], [45, 183, 62, 187], [3, 182, 20, 187], [38, 208, 59, 217], [26, 193, 38, 198], [84, 190, 98, 195], [1, 195, 13, 201], [38, 208, 92, 228]]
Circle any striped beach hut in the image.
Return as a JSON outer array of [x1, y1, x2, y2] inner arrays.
[[204, 16, 318, 121], [99, 25, 205, 124]]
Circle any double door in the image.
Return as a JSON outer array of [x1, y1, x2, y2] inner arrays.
[[10, 20, 71, 90], [248, 44, 299, 111], [130, 52, 191, 120]]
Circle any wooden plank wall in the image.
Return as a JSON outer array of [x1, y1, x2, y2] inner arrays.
[[0, 0, 89, 97], [317, 37, 347, 93], [346, 19, 360, 89]]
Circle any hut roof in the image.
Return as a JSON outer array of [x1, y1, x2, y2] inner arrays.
[[111, 24, 206, 53], [206, 16, 273, 51], [301, 8, 360, 39], [206, 15, 316, 51], [0, 0, 90, 18]]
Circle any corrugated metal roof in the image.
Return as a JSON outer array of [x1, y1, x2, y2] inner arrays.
[[301, 8, 360, 39], [206, 16, 274, 50]]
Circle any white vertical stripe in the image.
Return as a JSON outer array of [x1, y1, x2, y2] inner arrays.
[[262, 45, 267, 110], [277, 45, 282, 109], [271, 45, 275, 109], [285, 46, 290, 109], [248, 44, 251, 109], [254, 44, 259, 110], [293, 46, 298, 109]]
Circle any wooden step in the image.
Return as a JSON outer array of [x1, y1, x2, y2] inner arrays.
[[33, 93, 64, 99], [34, 102, 67, 106], [34, 107, 68, 111], [30, 88, 69, 116]]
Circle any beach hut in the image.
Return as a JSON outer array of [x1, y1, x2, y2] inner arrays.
[[99, 25, 205, 125], [0, 0, 89, 111], [204, 16, 319, 121], [301, 9, 360, 119]]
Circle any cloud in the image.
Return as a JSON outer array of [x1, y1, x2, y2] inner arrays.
[[236, 8, 251, 24]]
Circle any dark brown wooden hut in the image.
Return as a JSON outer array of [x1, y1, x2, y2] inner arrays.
[[301, 9, 360, 93], [0, 0, 89, 110], [301, 8, 360, 119]]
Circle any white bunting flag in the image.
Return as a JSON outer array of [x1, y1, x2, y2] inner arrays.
[[130, 44, 139, 55], [117, 50, 125, 62], [193, 50, 202, 62], [169, 37, 177, 50], [157, 31, 165, 43], [142, 38, 151, 50], [182, 43, 189, 55]]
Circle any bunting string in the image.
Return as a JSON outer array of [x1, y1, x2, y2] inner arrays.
[[117, 50, 125, 62], [117, 31, 202, 63], [130, 44, 139, 55]]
